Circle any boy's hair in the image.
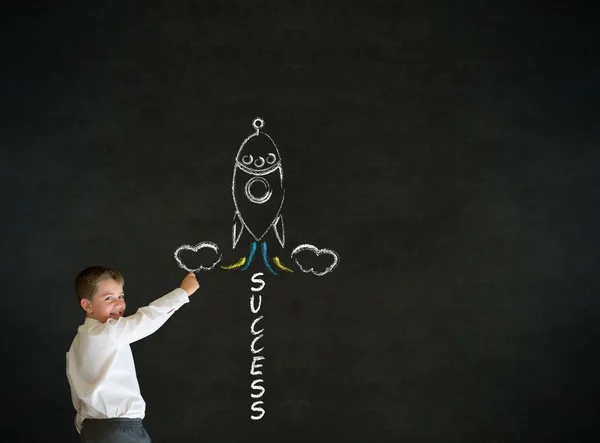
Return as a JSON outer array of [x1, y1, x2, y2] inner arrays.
[[75, 266, 124, 303]]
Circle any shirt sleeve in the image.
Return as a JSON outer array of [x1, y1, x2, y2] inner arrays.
[[106, 288, 190, 344]]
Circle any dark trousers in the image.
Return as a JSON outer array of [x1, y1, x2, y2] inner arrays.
[[81, 418, 151, 443]]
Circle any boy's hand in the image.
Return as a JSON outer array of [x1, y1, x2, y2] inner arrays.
[[180, 272, 199, 296]]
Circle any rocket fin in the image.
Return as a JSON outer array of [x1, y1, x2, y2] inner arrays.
[[273, 215, 285, 247], [233, 213, 244, 248]]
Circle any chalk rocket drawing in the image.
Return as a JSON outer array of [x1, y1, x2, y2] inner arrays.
[[228, 118, 285, 274], [173, 118, 340, 421], [232, 118, 285, 248], [174, 117, 339, 276]]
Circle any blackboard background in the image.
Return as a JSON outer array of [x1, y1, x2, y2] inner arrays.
[[2, 1, 598, 442]]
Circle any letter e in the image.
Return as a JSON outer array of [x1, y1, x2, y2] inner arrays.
[[250, 356, 265, 375]]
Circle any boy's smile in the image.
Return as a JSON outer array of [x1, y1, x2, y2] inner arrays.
[[81, 278, 126, 323]]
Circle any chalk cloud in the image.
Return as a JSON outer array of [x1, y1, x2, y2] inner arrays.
[[174, 241, 222, 272], [290, 244, 340, 276]]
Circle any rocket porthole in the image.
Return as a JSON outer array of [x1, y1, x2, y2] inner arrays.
[[242, 155, 253, 165], [267, 153, 276, 164], [245, 177, 272, 204], [254, 157, 265, 168]]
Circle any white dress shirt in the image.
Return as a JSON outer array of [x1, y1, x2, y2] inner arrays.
[[66, 288, 189, 433]]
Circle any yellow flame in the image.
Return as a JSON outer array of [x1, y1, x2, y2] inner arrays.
[[220, 257, 247, 270], [273, 257, 294, 272]]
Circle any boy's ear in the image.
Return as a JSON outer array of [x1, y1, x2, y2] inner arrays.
[[80, 298, 92, 313]]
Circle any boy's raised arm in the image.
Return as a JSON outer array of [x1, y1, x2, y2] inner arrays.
[[106, 273, 199, 344]]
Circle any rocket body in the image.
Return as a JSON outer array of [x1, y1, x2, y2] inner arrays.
[[232, 120, 285, 248]]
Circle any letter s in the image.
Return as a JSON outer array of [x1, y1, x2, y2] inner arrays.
[[251, 379, 265, 398], [251, 400, 265, 420], [251, 272, 265, 292]]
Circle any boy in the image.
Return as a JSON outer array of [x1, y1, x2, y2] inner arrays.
[[66, 265, 199, 443]]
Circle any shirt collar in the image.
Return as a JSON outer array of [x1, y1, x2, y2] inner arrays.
[[83, 316, 102, 326]]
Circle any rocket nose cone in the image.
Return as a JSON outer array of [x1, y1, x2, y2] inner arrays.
[[236, 133, 281, 171]]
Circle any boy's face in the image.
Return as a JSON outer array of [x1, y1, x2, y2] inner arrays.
[[80, 278, 126, 323]]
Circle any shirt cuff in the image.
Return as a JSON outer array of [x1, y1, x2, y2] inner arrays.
[[172, 287, 191, 304]]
